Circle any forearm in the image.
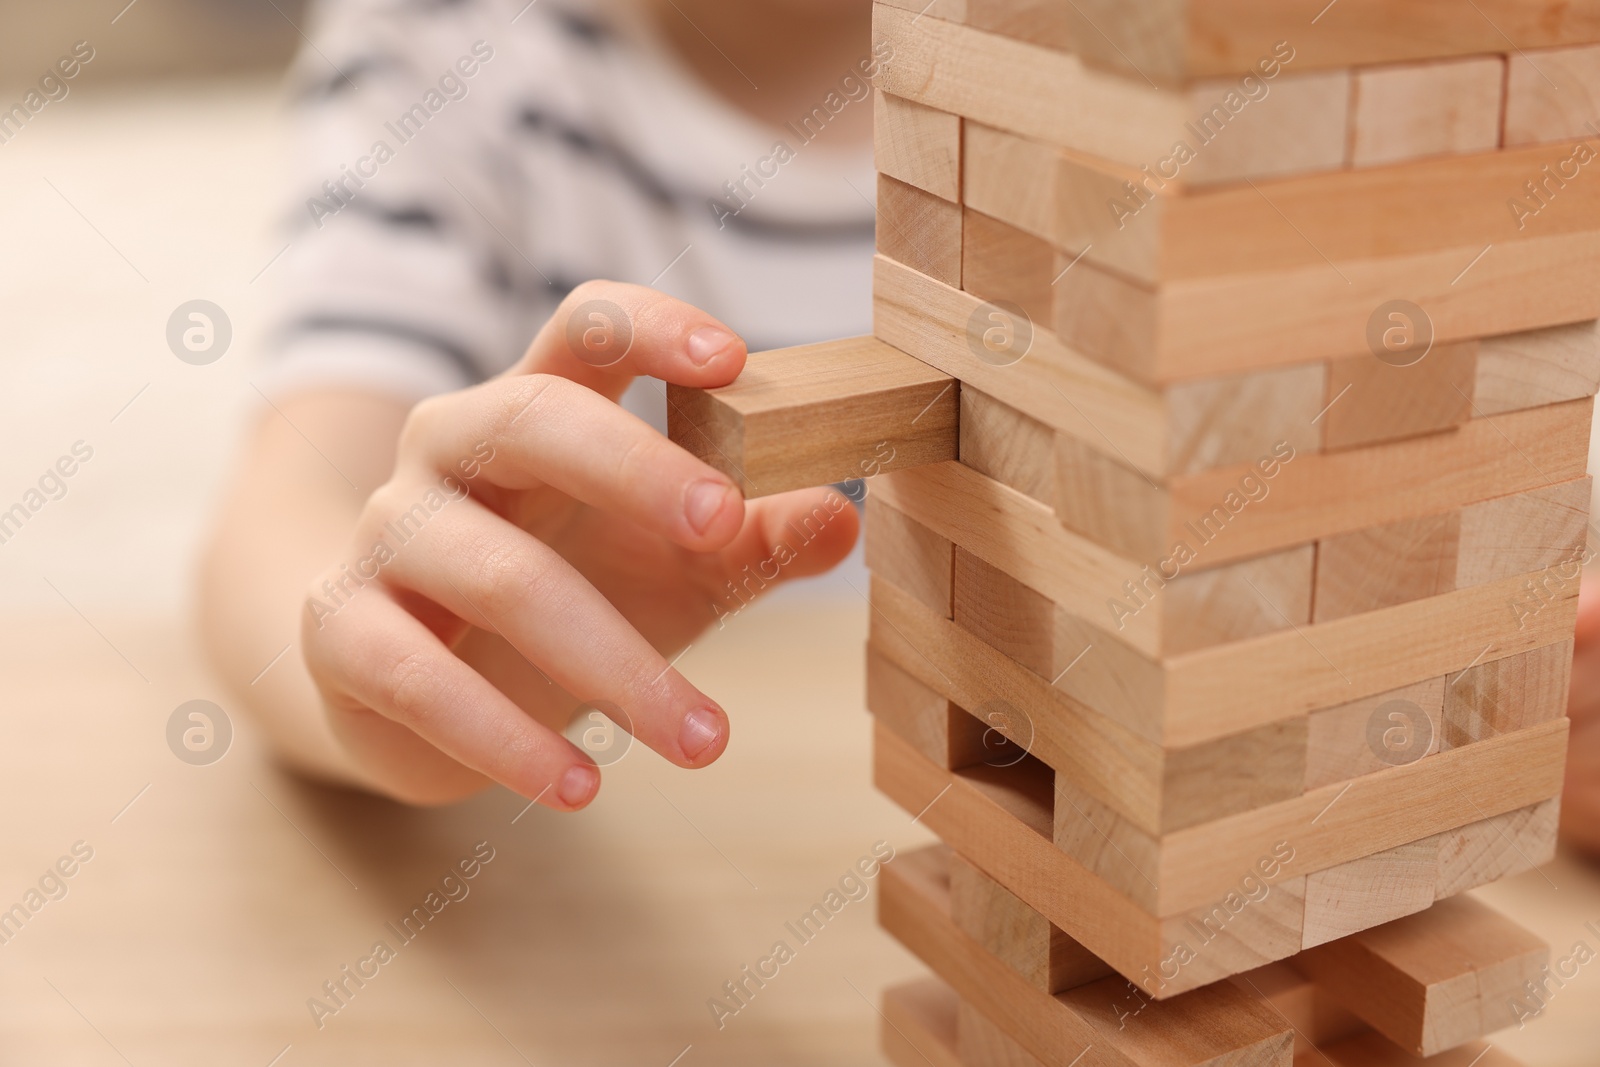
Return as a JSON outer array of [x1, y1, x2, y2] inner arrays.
[[198, 391, 406, 788]]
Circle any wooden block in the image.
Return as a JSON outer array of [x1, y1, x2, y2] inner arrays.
[[949, 853, 1114, 994], [1313, 478, 1591, 622], [1304, 678, 1446, 791], [1182, 70, 1351, 186], [958, 388, 1056, 506], [881, 978, 964, 1067], [1506, 44, 1600, 145], [879, 844, 1295, 1065], [1049, 399, 1590, 568], [1050, 232, 1600, 384], [1434, 798, 1559, 899], [873, 724, 1556, 996], [872, 5, 1191, 167], [1301, 839, 1440, 949], [1442, 641, 1572, 750], [1313, 513, 1462, 624], [880, 572, 1308, 839], [967, 123, 1600, 286], [1350, 58, 1505, 167], [1313, 1031, 1526, 1066], [953, 548, 1056, 677], [1117, 544, 1317, 657], [666, 336, 955, 496], [1231, 964, 1366, 1055], [1066, 0, 1600, 83], [962, 124, 1153, 283], [872, 573, 1170, 835], [876, 464, 1582, 745], [866, 646, 988, 768], [957, 999, 1048, 1067], [1294, 896, 1549, 1056], [1320, 342, 1478, 451], [874, 92, 961, 201], [1475, 320, 1600, 415], [960, 208, 1058, 329], [877, 173, 961, 288], [1455, 477, 1591, 588], [865, 492, 954, 618], [873, 256, 1324, 478]]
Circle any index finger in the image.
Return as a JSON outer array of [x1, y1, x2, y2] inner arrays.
[[509, 280, 748, 401]]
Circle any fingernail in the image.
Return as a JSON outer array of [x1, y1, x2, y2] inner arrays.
[[558, 764, 599, 808], [687, 326, 737, 367], [685, 479, 734, 535], [679, 707, 724, 761]]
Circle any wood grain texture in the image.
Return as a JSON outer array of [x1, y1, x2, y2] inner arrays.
[[879, 844, 1295, 1064], [1320, 342, 1477, 451], [1313, 478, 1591, 623], [966, 124, 1600, 285], [1304, 678, 1446, 791], [866, 492, 955, 619], [873, 255, 1323, 477], [957, 998, 1050, 1067], [876, 462, 1583, 746], [1182, 70, 1351, 186], [950, 853, 1114, 994], [1294, 895, 1549, 1056], [1301, 838, 1442, 949], [881, 978, 965, 1067], [1313, 512, 1461, 623], [877, 173, 962, 288], [873, 724, 1558, 995], [871, 4, 1190, 166], [1349, 58, 1505, 167], [666, 336, 955, 496], [1230, 964, 1366, 1055], [953, 547, 1057, 677], [882, 0, 1600, 85], [958, 388, 1057, 507], [1475, 319, 1600, 415], [1434, 798, 1560, 899], [960, 208, 1059, 328], [1442, 641, 1572, 751], [1053, 399, 1590, 568], [1052, 232, 1600, 383], [874, 91, 961, 201], [1506, 44, 1600, 145], [866, 646, 987, 769]]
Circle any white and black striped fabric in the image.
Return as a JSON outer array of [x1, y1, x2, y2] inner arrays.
[[260, 0, 879, 422]]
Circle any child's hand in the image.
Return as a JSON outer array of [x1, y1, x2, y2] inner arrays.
[[300, 282, 859, 810]]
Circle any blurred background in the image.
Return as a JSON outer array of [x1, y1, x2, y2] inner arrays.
[[3, 4, 1600, 1065]]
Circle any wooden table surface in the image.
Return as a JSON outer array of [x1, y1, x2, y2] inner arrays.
[[2, 602, 1598, 1066]]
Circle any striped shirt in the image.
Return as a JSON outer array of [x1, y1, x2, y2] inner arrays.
[[260, 0, 879, 428]]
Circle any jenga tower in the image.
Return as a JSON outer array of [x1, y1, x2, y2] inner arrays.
[[671, 3, 1600, 1063]]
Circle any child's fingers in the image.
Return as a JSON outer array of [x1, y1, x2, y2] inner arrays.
[[508, 279, 748, 401], [305, 587, 601, 810], [400, 374, 743, 550], [710, 487, 862, 600], [376, 495, 731, 770]]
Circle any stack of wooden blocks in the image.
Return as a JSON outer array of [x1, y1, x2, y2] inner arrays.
[[669, 2, 1600, 1064]]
